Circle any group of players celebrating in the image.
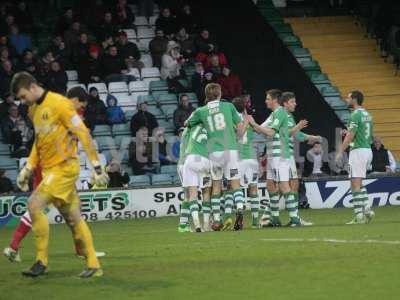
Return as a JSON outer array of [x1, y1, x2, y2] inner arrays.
[[3, 72, 374, 278], [177, 84, 375, 232]]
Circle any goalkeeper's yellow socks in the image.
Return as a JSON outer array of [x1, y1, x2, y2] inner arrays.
[[31, 210, 49, 266], [73, 220, 100, 269]]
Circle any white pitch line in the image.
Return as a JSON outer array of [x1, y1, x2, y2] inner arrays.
[[260, 238, 400, 245]]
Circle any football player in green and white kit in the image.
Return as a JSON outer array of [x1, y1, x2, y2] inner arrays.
[[280, 91, 321, 226], [336, 90, 374, 224], [187, 83, 246, 231], [232, 97, 260, 228], [177, 126, 212, 233], [248, 89, 307, 227]]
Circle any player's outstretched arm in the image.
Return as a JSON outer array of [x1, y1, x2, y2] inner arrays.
[[247, 115, 275, 137], [290, 120, 308, 136]]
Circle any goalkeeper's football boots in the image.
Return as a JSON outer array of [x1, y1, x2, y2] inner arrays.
[[22, 260, 48, 277], [3, 247, 21, 263]]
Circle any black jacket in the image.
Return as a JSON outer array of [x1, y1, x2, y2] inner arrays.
[[85, 96, 108, 130], [118, 42, 141, 61], [46, 70, 68, 94], [130, 111, 159, 136], [0, 176, 14, 194], [101, 54, 125, 77], [155, 15, 177, 36], [372, 145, 390, 172], [107, 171, 130, 188], [78, 57, 103, 84]]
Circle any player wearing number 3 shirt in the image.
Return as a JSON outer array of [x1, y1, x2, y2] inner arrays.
[[186, 83, 246, 231]]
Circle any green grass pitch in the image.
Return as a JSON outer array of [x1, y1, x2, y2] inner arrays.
[[1, 206, 400, 300]]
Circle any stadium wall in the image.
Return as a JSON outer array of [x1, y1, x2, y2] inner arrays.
[[1, 175, 400, 227]]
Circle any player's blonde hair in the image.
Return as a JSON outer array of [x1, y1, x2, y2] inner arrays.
[[205, 83, 221, 103]]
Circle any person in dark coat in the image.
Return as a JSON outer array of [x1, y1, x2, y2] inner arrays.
[[106, 159, 130, 188], [155, 7, 177, 39], [78, 44, 103, 84], [149, 29, 168, 69], [0, 169, 14, 194], [371, 136, 396, 173], [173, 94, 194, 131], [85, 87, 107, 130], [0, 60, 14, 98], [130, 98, 158, 136], [46, 61, 68, 94]]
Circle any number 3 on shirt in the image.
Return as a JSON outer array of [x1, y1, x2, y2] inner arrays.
[[207, 113, 226, 132]]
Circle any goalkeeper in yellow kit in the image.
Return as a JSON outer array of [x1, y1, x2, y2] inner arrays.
[[11, 72, 108, 278]]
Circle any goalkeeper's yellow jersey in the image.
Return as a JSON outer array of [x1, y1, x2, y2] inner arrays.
[[27, 91, 99, 170]]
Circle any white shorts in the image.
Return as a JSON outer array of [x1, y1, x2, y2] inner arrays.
[[209, 150, 240, 181], [239, 159, 259, 187], [289, 157, 298, 179], [177, 164, 184, 184], [348, 148, 372, 178], [182, 154, 212, 188], [267, 157, 291, 182]]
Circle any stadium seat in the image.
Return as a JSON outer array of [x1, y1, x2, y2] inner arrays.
[[289, 47, 312, 63], [160, 164, 178, 175], [127, 68, 140, 80], [301, 60, 321, 72], [137, 38, 151, 52], [134, 16, 148, 26], [119, 136, 132, 150], [271, 23, 293, 34], [130, 175, 151, 187], [92, 125, 112, 137], [0, 157, 17, 170], [335, 110, 350, 124], [0, 143, 11, 155], [129, 81, 148, 93], [279, 34, 303, 48], [125, 109, 136, 120], [156, 93, 177, 105], [151, 173, 172, 185], [113, 123, 131, 136], [162, 106, 176, 119], [123, 28, 136, 39], [67, 83, 86, 92], [147, 106, 164, 118], [115, 93, 136, 107], [137, 27, 155, 39], [315, 83, 332, 92], [140, 54, 153, 68], [137, 94, 157, 105], [5, 169, 18, 183], [108, 81, 129, 94], [88, 82, 108, 95], [158, 119, 175, 134], [79, 152, 87, 168], [325, 97, 348, 109], [259, 9, 282, 22], [141, 67, 161, 82], [321, 86, 341, 97], [66, 70, 78, 82], [95, 136, 118, 151], [171, 174, 181, 185], [149, 80, 168, 93], [310, 73, 330, 84]]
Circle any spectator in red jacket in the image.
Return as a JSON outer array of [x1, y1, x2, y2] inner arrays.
[[216, 66, 242, 100]]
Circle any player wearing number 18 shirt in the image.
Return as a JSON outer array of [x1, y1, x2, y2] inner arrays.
[[187, 83, 246, 231], [336, 90, 374, 224]]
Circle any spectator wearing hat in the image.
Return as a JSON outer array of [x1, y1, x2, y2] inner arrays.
[[0, 169, 14, 195], [216, 66, 242, 100], [85, 87, 107, 131], [106, 94, 125, 125], [149, 28, 169, 69], [117, 30, 144, 71], [161, 41, 187, 93], [46, 60, 68, 94], [78, 44, 103, 84], [130, 97, 158, 136], [173, 94, 194, 132]]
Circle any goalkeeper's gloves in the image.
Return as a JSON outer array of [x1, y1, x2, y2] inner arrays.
[[92, 161, 109, 186], [17, 164, 33, 192]]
